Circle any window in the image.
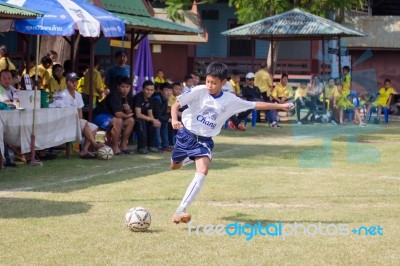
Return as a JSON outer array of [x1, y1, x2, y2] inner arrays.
[[228, 19, 253, 57]]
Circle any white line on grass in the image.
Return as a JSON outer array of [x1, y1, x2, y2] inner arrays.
[[0, 148, 239, 195]]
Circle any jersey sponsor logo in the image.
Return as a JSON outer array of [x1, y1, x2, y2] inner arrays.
[[196, 108, 217, 129]]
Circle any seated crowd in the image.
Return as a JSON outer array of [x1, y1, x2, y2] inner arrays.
[[0, 44, 397, 168]]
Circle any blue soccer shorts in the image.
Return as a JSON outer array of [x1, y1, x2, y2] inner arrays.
[[171, 127, 214, 164]]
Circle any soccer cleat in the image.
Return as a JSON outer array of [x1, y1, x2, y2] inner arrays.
[[359, 122, 367, 127], [172, 211, 192, 224], [228, 121, 237, 130], [237, 124, 246, 131]]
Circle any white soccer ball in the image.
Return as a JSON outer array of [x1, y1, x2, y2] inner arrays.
[[97, 146, 113, 160], [125, 207, 151, 232]]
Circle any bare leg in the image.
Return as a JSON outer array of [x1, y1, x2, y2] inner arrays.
[[339, 108, 344, 124], [110, 118, 123, 154], [120, 117, 134, 151]]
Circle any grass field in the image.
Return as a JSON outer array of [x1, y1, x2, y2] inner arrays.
[[1, 121, 399, 265]]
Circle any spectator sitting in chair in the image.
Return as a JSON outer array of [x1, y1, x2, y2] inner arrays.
[[132, 80, 161, 154], [295, 82, 317, 124], [272, 74, 293, 104], [0, 69, 19, 104], [335, 81, 366, 126], [93, 76, 135, 155], [364, 79, 396, 123], [230, 72, 281, 129], [61, 73, 105, 159]]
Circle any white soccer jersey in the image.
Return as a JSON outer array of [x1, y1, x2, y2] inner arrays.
[[178, 85, 256, 137]]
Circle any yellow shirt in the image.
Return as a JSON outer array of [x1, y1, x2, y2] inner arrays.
[[321, 85, 339, 101], [254, 69, 272, 95], [29, 65, 50, 90], [0, 57, 16, 71], [76, 77, 85, 93], [154, 77, 165, 84], [48, 76, 66, 98], [83, 68, 104, 97], [230, 79, 241, 95], [295, 87, 308, 100], [168, 94, 177, 107], [376, 87, 395, 106], [342, 73, 351, 94], [272, 82, 293, 98]]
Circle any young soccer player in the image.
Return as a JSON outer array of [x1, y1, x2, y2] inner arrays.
[[169, 62, 293, 224]]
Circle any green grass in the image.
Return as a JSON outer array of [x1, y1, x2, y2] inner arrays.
[[1, 121, 399, 265]]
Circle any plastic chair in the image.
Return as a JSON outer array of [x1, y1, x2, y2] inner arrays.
[[368, 106, 389, 124], [244, 110, 259, 127]]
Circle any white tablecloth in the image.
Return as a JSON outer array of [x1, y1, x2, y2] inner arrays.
[[0, 108, 82, 156]]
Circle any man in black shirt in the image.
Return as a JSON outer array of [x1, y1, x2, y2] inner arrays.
[[132, 80, 161, 154], [232, 72, 281, 128], [93, 76, 134, 155], [152, 82, 173, 151]]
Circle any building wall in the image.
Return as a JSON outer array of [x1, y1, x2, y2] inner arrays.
[[351, 49, 400, 92]]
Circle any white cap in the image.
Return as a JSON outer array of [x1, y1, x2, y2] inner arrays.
[[246, 72, 255, 79]]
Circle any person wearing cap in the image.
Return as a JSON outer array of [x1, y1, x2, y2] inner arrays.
[[105, 50, 130, 93], [93, 76, 135, 155], [254, 62, 272, 100], [235, 72, 281, 128], [60, 72, 105, 159]]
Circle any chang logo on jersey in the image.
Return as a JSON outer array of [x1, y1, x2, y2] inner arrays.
[[197, 108, 218, 129]]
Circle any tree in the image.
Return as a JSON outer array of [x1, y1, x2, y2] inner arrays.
[[165, 0, 367, 24]]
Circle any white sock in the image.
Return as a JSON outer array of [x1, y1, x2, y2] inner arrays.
[[177, 173, 206, 212]]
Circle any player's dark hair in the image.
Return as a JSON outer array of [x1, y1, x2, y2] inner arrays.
[[206, 62, 228, 81], [0, 69, 11, 76], [281, 73, 289, 79], [117, 76, 131, 86], [142, 80, 154, 89], [384, 79, 391, 83], [160, 82, 172, 90], [342, 66, 350, 72]]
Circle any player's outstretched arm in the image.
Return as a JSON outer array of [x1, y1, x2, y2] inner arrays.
[[254, 101, 293, 111]]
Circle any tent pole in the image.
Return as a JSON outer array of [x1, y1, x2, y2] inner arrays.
[[30, 35, 43, 167], [88, 38, 95, 122]]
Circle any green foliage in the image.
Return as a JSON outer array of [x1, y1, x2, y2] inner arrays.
[[165, 0, 366, 23]]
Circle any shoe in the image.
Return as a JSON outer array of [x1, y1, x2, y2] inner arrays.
[[172, 209, 192, 224], [137, 148, 148, 154], [148, 146, 159, 153], [228, 121, 237, 130], [237, 124, 246, 131], [359, 122, 367, 127], [161, 147, 173, 152], [271, 123, 282, 128], [297, 121, 302, 125]]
